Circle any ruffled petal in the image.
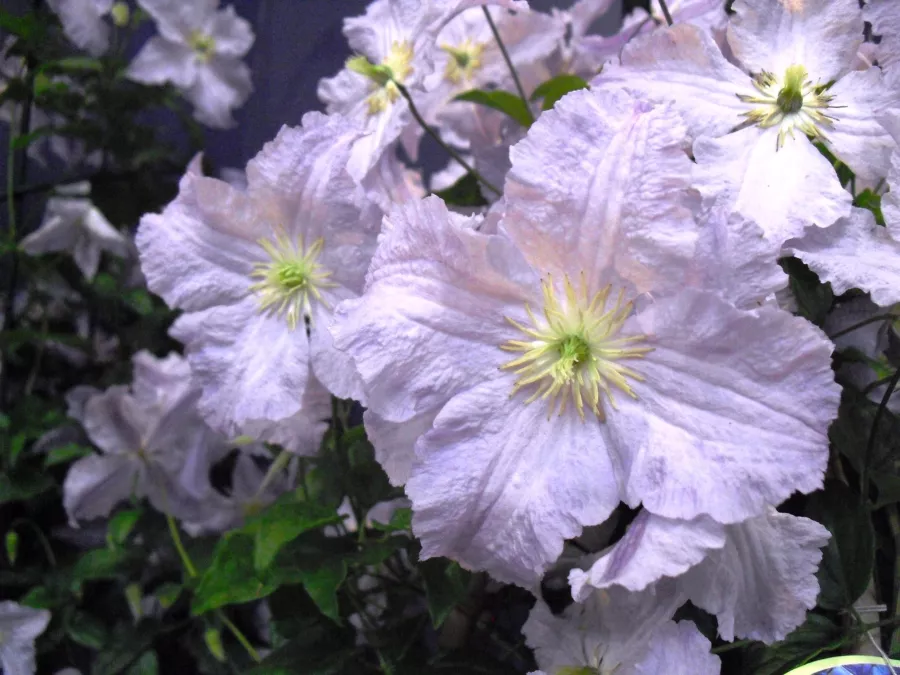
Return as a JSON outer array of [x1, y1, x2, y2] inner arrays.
[[126, 37, 197, 88], [786, 207, 900, 307], [692, 126, 852, 241], [204, 5, 254, 58], [364, 408, 438, 486], [883, 150, 900, 239], [680, 508, 829, 642], [504, 88, 698, 294], [407, 375, 621, 586], [614, 289, 839, 524], [865, 0, 900, 73], [185, 57, 252, 129], [596, 23, 756, 138], [619, 620, 720, 675], [727, 0, 863, 83]]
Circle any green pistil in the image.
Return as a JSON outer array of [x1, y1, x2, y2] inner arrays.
[[555, 334, 592, 379], [347, 55, 394, 87], [189, 31, 216, 60], [776, 64, 807, 115]]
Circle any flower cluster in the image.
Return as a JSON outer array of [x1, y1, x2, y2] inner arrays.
[[26, 0, 899, 671]]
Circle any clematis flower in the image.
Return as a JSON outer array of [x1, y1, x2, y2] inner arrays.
[[333, 89, 840, 586], [598, 0, 897, 242], [137, 113, 379, 439], [569, 508, 829, 643], [865, 0, 900, 74], [523, 584, 719, 675], [19, 182, 130, 281], [0, 602, 51, 675], [63, 351, 223, 525], [317, 0, 527, 179], [46, 0, 126, 56], [127, 0, 255, 128]]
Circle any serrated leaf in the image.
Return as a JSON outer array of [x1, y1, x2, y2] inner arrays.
[[419, 558, 471, 628], [530, 74, 589, 110], [241, 497, 342, 571], [191, 534, 279, 614], [454, 88, 533, 128]]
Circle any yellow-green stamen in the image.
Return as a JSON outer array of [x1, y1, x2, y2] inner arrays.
[[249, 230, 335, 330], [442, 39, 486, 84], [500, 274, 651, 421], [346, 41, 414, 115], [189, 31, 216, 61]]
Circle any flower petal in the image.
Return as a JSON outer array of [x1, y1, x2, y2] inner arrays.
[[126, 37, 197, 88], [407, 375, 621, 586], [364, 408, 438, 486], [615, 289, 839, 524]]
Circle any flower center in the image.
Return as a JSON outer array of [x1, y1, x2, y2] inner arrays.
[[188, 31, 216, 61], [500, 274, 651, 421], [441, 39, 486, 84], [346, 41, 414, 115], [737, 64, 835, 148], [249, 230, 335, 330]]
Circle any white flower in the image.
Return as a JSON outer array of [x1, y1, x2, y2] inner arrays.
[[598, 0, 897, 242], [63, 351, 224, 525], [523, 586, 719, 675], [19, 182, 130, 280], [137, 113, 379, 439], [317, 0, 527, 179], [127, 0, 254, 128], [865, 0, 900, 74], [46, 0, 115, 56], [333, 89, 840, 586], [0, 601, 51, 675], [569, 508, 830, 644]]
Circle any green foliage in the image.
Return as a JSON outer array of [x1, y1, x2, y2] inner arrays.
[[780, 256, 834, 326], [433, 172, 488, 208], [454, 89, 533, 128], [530, 74, 589, 111]]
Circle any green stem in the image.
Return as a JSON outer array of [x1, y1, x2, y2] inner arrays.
[[393, 81, 501, 196], [165, 512, 198, 578], [861, 368, 900, 500], [657, 0, 675, 26], [829, 314, 896, 340], [481, 6, 533, 125], [253, 449, 291, 500], [219, 612, 262, 663]]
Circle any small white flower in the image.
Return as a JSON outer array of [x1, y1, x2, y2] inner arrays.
[[137, 113, 379, 438], [46, 0, 118, 56], [19, 182, 130, 280], [599, 0, 897, 241], [0, 601, 51, 675], [523, 587, 719, 675], [127, 0, 255, 128]]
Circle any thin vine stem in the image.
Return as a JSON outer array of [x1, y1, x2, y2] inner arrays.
[[393, 81, 501, 196], [218, 612, 262, 663], [481, 6, 533, 125], [829, 313, 897, 340], [861, 368, 900, 501], [657, 0, 675, 26], [165, 511, 198, 578]]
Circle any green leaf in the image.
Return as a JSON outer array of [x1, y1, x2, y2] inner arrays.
[[372, 507, 412, 534], [780, 257, 833, 326], [246, 625, 356, 675], [67, 610, 109, 650], [204, 627, 226, 662], [854, 189, 885, 226], [454, 89, 533, 128], [530, 74, 589, 111], [91, 623, 161, 675], [71, 547, 135, 589], [419, 558, 472, 628], [153, 582, 182, 610], [808, 481, 875, 610], [107, 509, 142, 547], [0, 11, 43, 40], [125, 651, 158, 675], [241, 497, 342, 571], [44, 443, 93, 467], [191, 534, 279, 614], [0, 470, 54, 504], [292, 563, 347, 624], [12, 126, 55, 150], [433, 172, 488, 208], [739, 613, 843, 675], [0, 413, 9, 429], [5, 530, 18, 565], [42, 57, 103, 72]]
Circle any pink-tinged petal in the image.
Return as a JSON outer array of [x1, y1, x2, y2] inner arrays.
[[824, 68, 897, 183], [407, 375, 621, 586], [331, 196, 539, 423], [786, 207, 900, 307], [505, 88, 698, 294], [595, 23, 755, 138], [728, 0, 863, 83], [170, 295, 311, 437], [692, 126, 851, 242], [681, 509, 829, 642], [614, 289, 839, 524]]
